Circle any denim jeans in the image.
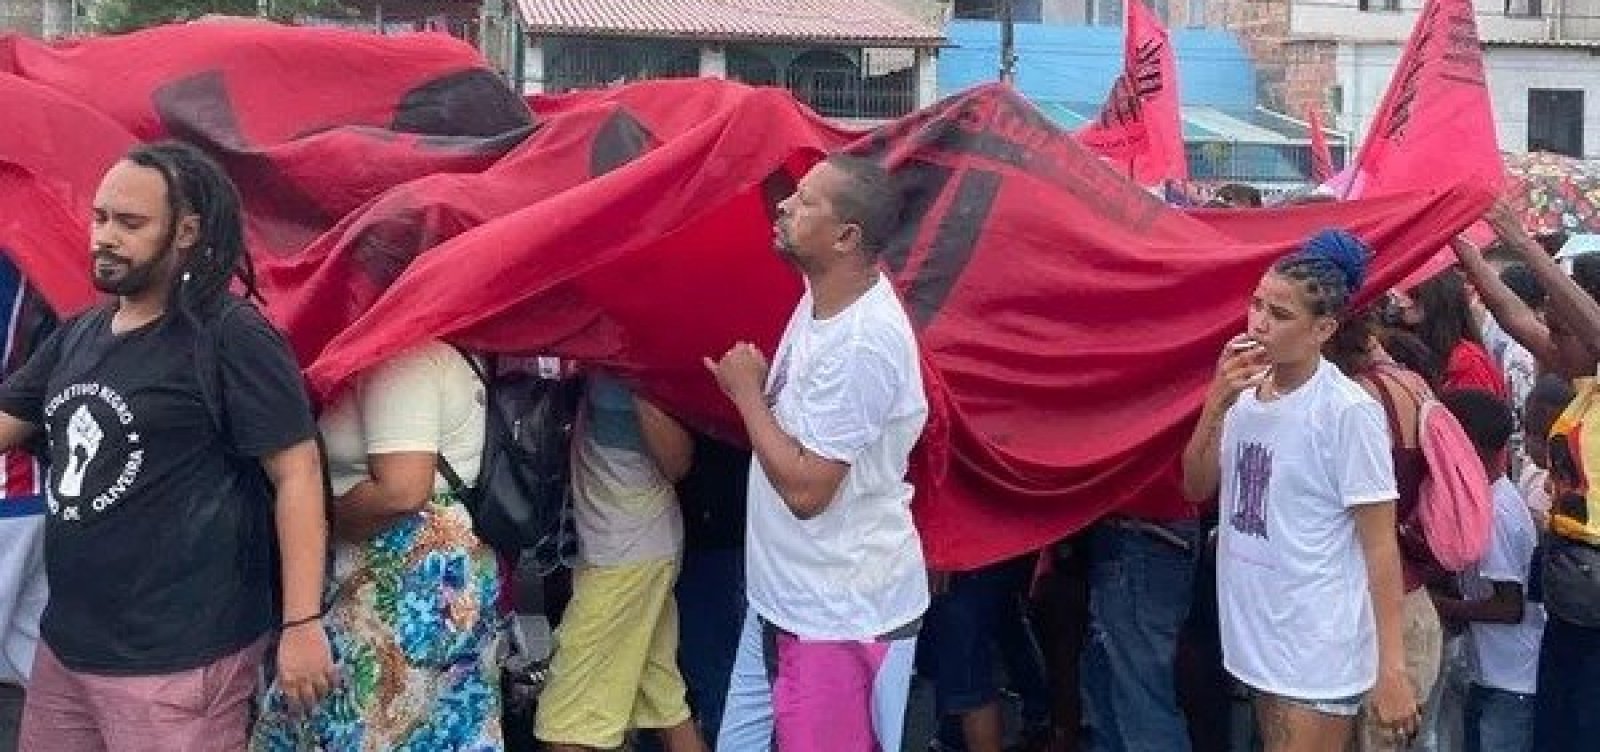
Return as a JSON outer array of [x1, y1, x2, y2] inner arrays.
[[1416, 634, 1469, 752], [1081, 519, 1202, 752], [1534, 615, 1600, 751], [0, 683, 19, 752], [921, 554, 1049, 750], [1464, 684, 1534, 752]]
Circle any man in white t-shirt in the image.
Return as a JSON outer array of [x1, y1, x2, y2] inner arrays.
[[1434, 390, 1544, 752], [706, 154, 929, 752]]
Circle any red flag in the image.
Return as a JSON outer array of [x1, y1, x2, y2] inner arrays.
[[0, 24, 1495, 569], [1343, 0, 1502, 288], [1346, 0, 1502, 198], [0, 74, 134, 315], [1308, 106, 1334, 183], [1076, 0, 1188, 185]]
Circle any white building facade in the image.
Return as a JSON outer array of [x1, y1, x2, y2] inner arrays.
[[1292, 0, 1599, 157]]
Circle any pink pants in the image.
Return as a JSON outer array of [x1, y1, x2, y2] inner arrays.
[[718, 611, 918, 752], [18, 638, 266, 752]]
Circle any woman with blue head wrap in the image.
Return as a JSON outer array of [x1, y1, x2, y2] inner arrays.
[[1182, 229, 1422, 752]]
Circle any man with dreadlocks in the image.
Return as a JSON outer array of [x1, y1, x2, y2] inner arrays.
[[0, 141, 334, 749]]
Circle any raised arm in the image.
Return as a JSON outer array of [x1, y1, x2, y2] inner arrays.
[[1451, 237, 1560, 367], [1183, 335, 1267, 502], [1484, 201, 1600, 356]]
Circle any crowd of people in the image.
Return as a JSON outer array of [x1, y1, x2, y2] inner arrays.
[[0, 139, 1592, 752]]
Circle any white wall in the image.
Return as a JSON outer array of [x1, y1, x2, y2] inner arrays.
[[1335, 42, 1402, 141], [1336, 41, 1600, 158], [1293, 0, 1550, 42], [1484, 46, 1600, 156], [883, 0, 953, 27], [1042, 0, 1089, 23]]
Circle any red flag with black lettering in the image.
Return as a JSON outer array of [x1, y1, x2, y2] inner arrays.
[[0, 23, 1495, 569], [1076, 0, 1188, 186], [1346, 0, 1502, 197]]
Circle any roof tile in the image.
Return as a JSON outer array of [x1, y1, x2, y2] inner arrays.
[[516, 0, 945, 46]]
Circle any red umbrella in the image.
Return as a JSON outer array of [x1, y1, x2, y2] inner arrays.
[[1503, 151, 1600, 235]]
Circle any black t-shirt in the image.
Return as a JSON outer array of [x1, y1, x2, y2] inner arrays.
[[0, 301, 316, 674], [677, 434, 750, 552]]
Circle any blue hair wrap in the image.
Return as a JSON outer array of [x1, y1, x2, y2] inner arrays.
[[1302, 229, 1370, 292]]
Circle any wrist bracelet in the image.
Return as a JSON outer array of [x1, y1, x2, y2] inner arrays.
[[281, 611, 325, 631]]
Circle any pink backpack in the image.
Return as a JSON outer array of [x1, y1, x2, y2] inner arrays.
[[1370, 368, 1493, 573]]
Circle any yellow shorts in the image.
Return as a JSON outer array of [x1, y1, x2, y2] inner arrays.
[[534, 557, 690, 748]]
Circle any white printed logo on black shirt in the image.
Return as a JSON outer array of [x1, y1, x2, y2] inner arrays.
[[43, 382, 143, 523]]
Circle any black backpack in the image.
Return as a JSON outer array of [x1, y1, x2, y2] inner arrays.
[[438, 349, 583, 559]]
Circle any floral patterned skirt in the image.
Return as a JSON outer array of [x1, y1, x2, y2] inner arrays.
[[251, 494, 504, 752]]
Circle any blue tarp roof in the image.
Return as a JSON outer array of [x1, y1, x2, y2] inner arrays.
[[938, 20, 1257, 111]]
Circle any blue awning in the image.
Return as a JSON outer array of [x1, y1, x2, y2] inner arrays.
[[1037, 101, 1348, 145]]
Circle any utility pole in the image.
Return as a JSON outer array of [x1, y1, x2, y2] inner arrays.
[[999, 0, 1016, 83]]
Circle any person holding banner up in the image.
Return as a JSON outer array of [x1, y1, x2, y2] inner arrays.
[[1450, 202, 1600, 752], [1182, 230, 1419, 752], [706, 154, 929, 752]]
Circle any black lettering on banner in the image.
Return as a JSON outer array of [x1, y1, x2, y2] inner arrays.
[[881, 160, 957, 277], [392, 69, 533, 138], [841, 88, 1161, 325], [865, 91, 1160, 241], [589, 108, 654, 177], [154, 71, 332, 255], [1100, 77, 1143, 130], [1382, 1, 1438, 141], [1097, 37, 1164, 130], [154, 71, 251, 152], [153, 69, 536, 263], [904, 169, 1002, 328], [968, 94, 1164, 232], [1382, 1, 1487, 142], [1133, 38, 1165, 97], [854, 93, 964, 164]]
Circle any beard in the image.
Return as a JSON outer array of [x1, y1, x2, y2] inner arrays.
[[91, 245, 173, 297], [772, 221, 805, 267]]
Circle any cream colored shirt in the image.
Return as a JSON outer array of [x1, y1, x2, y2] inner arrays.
[[319, 341, 485, 497]]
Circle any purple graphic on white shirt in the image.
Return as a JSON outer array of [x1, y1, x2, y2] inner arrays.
[[1230, 442, 1272, 540]]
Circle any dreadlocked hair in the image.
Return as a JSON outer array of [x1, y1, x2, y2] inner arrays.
[[1271, 228, 1371, 319], [123, 141, 261, 317]]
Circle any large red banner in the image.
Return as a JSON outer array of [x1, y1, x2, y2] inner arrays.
[[0, 22, 1496, 569]]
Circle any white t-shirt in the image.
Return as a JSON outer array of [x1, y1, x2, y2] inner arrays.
[[1483, 315, 1538, 475], [319, 342, 487, 579], [745, 275, 929, 640], [571, 375, 682, 567], [1217, 358, 1398, 699], [319, 341, 485, 497], [1460, 476, 1546, 695], [1517, 463, 1551, 519]]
